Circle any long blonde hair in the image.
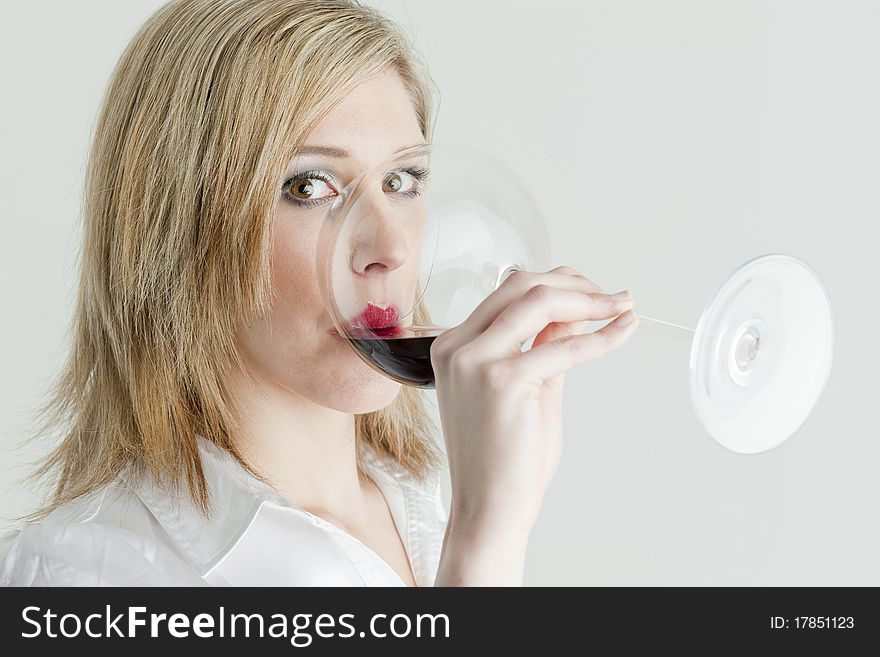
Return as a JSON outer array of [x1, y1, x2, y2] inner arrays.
[[24, 0, 441, 520]]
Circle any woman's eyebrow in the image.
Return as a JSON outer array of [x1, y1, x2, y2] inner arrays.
[[297, 145, 349, 158], [296, 142, 427, 158]]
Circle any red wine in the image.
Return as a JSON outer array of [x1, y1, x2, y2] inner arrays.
[[348, 326, 446, 389]]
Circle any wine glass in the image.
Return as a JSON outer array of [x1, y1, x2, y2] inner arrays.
[[316, 143, 834, 454]]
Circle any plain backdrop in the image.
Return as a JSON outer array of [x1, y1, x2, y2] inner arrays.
[[1, 0, 877, 585]]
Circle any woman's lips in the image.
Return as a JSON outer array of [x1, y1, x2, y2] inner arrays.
[[351, 302, 400, 330], [328, 303, 403, 338]]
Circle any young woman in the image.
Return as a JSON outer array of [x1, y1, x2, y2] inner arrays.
[[0, 0, 637, 586]]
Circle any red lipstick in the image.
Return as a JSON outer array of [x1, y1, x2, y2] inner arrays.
[[342, 302, 403, 338], [353, 302, 400, 330]]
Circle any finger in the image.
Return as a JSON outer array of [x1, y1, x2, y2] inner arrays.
[[446, 269, 604, 348], [532, 316, 603, 348], [529, 267, 634, 345], [544, 265, 603, 291], [512, 310, 639, 380], [521, 278, 633, 353], [531, 318, 584, 391], [471, 286, 635, 358], [532, 320, 578, 349]]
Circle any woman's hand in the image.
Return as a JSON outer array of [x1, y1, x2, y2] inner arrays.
[[431, 266, 638, 585]]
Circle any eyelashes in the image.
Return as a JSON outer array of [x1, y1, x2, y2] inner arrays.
[[281, 170, 337, 208], [281, 166, 431, 209]]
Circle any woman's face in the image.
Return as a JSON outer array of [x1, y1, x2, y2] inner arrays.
[[234, 68, 427, 414]]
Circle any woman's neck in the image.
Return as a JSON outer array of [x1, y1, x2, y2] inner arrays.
[[223, 363, 366, 515]]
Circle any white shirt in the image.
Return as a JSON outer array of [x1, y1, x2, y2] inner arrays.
[[0, 436, 449, 586]]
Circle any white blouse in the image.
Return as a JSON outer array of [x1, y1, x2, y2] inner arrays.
[[0, 436, 449, 586]]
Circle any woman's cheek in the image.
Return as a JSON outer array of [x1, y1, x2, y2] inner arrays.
[[271, 227, 320, 303]]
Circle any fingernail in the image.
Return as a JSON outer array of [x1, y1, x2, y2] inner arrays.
[[610, 290, 632, 301], [617, 310, 637, 326]]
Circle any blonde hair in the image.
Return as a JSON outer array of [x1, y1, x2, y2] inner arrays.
[[24, 0, 441, 520]]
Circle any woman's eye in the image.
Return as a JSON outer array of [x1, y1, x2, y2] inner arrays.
[[382, 171, 417, 194], [284, 174, 337, 206]]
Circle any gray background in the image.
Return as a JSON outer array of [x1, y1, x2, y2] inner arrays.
[[2, 0, 877, 585]]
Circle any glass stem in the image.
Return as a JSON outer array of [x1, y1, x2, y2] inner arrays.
[[637, 314, 697, 343]]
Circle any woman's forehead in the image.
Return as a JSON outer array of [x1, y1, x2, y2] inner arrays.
[[296, 70, 424, 164]]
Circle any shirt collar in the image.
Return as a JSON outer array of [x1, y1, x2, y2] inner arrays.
[[123, 435, 441, 579]]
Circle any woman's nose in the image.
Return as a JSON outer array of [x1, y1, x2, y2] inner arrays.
[[349, 192, 409, 275]]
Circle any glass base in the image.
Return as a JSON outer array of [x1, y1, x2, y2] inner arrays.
[[689, 254, 834, 454]]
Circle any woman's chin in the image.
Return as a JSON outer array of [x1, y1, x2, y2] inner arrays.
[[322, 368, 402, 414]]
